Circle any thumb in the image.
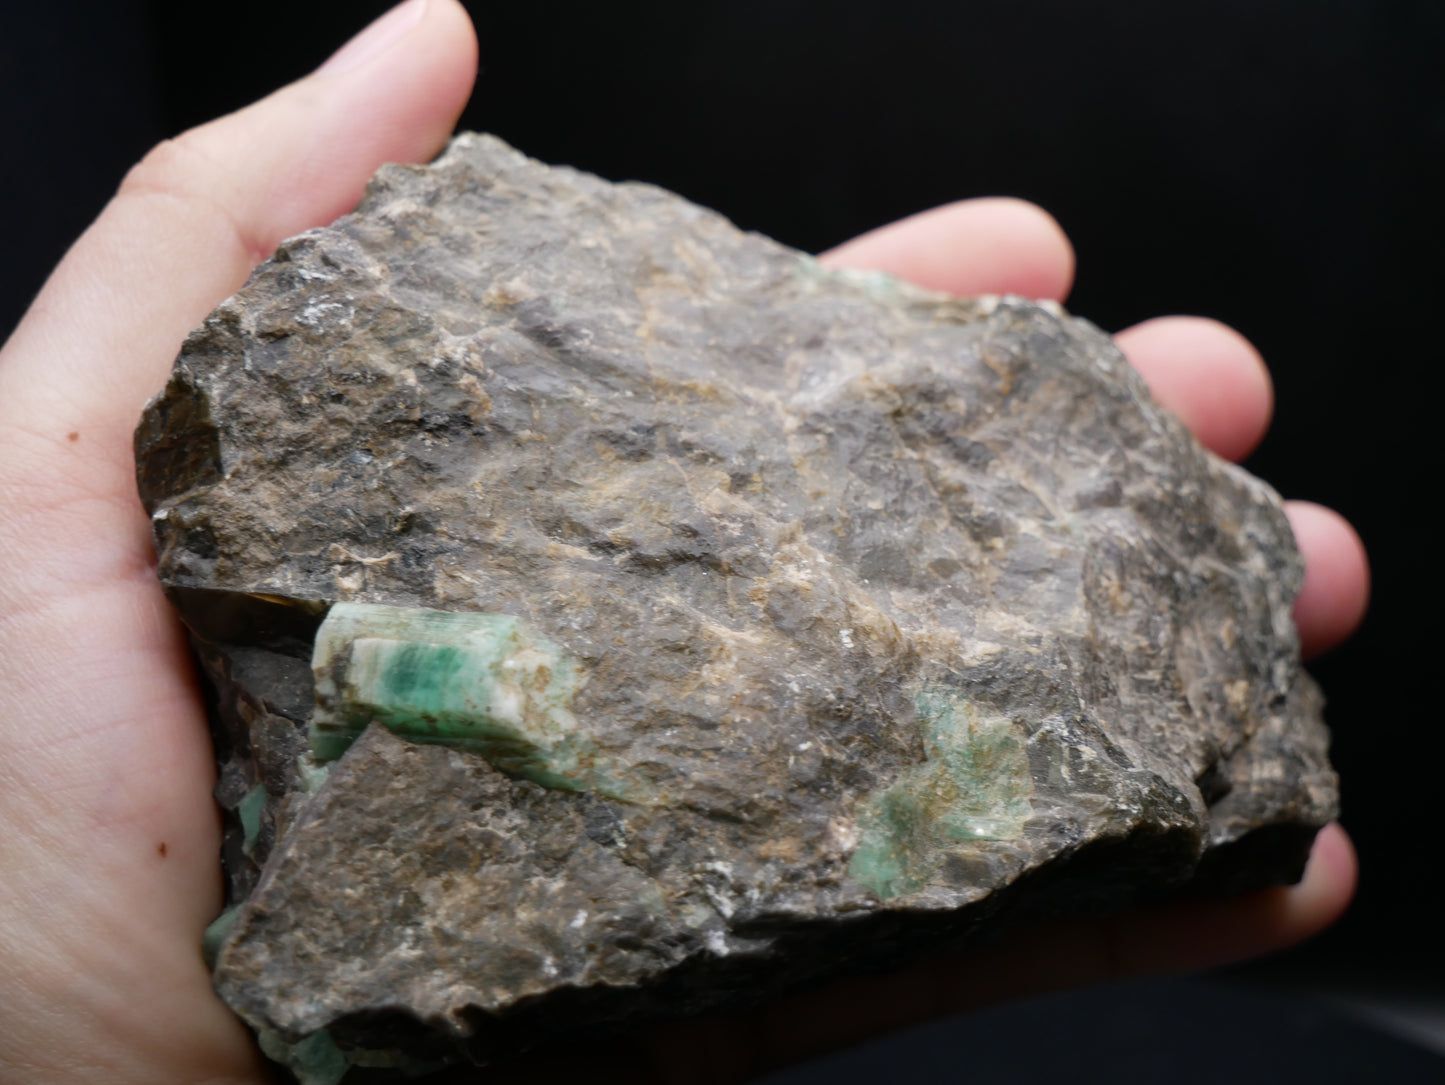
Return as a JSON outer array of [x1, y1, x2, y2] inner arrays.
[[0, 0, 476, 448]]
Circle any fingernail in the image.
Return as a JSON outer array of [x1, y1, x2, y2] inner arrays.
[[315, 0, 429, 77]]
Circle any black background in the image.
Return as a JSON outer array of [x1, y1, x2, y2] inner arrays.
[[2, 0, 1441, 1071]]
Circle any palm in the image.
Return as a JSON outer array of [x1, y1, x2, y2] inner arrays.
[[0, 3, 1365, 1082], [0, 441, 251, 1078]]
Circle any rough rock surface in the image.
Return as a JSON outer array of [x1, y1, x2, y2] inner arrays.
[[135, 134, 1337, 1075]]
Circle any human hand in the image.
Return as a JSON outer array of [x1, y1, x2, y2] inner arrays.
[[0, 2, 1367, 1082], [0, 2, 476, 1081]]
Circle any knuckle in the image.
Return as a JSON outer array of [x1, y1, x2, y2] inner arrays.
[[116, 134, 265, 265], [119, 135, 212, 203]]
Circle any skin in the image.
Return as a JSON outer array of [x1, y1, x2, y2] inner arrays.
[[0, 1, 1368, 1082]]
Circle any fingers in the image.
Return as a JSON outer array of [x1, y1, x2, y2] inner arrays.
[[650, 824, 1357, 1084], [1079, 823, 1356, 983], [819, 197, 1075, 302], [940, 826, 1355, 1012], [824, 219, 1267, 464], [1287, 502, 1371, 658], [1110, 320, 1368, 655], [821, 211, 1366, 657], [1113, 316, 1274, 463], [0, 0, 477, 451]]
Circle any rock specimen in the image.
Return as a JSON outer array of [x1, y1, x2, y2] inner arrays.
[[134, 134, 1337, 1079]]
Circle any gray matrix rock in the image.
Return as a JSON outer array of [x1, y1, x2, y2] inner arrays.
[[134, 134, 1337, 1076]]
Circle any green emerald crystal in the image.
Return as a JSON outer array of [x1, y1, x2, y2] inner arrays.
[[849, 685, 1035, 899], [256, 1028, 349, 1085], [309, 602, 652, 803], [237, 783, 267, 857]]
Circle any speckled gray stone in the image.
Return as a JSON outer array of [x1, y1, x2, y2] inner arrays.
[[135, 133, 1336, 1075]]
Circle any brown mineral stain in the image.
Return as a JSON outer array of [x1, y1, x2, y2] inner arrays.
[[756, 837, 802, 862]]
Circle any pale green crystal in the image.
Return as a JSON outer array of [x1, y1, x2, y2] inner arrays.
[[849, 686, 1035, 899], [257, 1028, 349, 1085], [310, 603, 654, 803], [237, 783, 266, 857], [202, 905, 242, 969]]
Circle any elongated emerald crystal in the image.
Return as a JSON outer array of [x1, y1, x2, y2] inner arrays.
[[310, 603, 650, 802]]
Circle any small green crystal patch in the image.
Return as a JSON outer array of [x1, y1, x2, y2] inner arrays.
[[256, 1028, 349, 1085], [202, 905, 242, 969], [310, 602, 651, 802], [849, 686, 1034, 899], [237, 783, 267, 857]]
